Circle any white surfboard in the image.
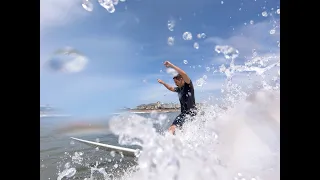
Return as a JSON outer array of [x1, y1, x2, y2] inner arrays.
[[70, 137, 141, 157]]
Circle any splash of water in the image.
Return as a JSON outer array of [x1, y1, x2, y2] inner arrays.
[[182, 32, 192, 40], [82, 0, 94, 12], [58, 48, 279, 179], [168, 37, 175, 46], [43, 47, 88, 73], [166, 68, 178, 77], [103, 40, 280, 180], [168, 19, 176, 31]]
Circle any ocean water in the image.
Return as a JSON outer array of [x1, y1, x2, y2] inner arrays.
[[40, 112, 180, 179]]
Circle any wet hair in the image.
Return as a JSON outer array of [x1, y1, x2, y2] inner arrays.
[[173, 74, 182, 80]]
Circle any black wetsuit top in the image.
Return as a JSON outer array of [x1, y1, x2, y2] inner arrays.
[[172, 80, 197, 127]]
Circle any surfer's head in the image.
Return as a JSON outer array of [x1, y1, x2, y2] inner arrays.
[[173, 74, 184, 87]]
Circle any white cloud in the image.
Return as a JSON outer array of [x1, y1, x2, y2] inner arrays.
[[40, 0, 86, 32]]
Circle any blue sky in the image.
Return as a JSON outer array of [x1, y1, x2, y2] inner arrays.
[[40, 0, 280, 117]]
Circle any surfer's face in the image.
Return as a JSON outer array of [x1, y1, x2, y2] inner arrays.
[[173, 76, 183, 87]]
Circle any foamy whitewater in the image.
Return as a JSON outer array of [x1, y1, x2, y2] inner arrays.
[[106, 56, 280, 180]]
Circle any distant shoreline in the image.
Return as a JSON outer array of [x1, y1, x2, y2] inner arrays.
[[126, 109, 179, 113]]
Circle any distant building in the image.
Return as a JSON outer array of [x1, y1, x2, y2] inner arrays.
[[158, 102, 180, 109], [134, 101, 182, 110], [144, 101, 161, 110], [136, 104, 147, 110]]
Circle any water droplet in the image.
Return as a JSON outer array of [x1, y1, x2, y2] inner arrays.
[[45, 47, 88, 73], [206, 67, 210, 72], [134, 149, 141, 157], [182, 32, 192, 40], [120, 152, 124, 158], [95, 138, 100, 143], [82, 0, 93, 12], [203, 75, 207, 80], [239, 8, 242, 11], [252, 49, 257, 57], [183, 60, 188, 64], [65, 162, 71, 169], [168, 19, 175, 31], [196, 78, 205, 87], [160, 70, 163, 73], [197, 33, 206, 39], [167, 37, 174, 46], [219, 64, 226, 72], [277, 41, 280, 47], [221, 1, 224, 4], [112, 0, 119, 5], [98, 0, 115, 13], [194, 42, 199, 49], [215, 45, 239, 59], [95, 147, 99, 151], [270, 29, 276, 34], [110, 151, 116, 157], [250, 20, 254, 24], [114, 164, 118, 168], [142, 79, 147, 83], [277, 9, 280, 14], [57, 168, 77, 180], [262, 11, 268, 17], [70, 141, 75, 145]]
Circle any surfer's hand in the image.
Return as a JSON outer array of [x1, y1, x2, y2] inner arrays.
[[164, 61, 173, 68], [157, 79, 164, 84]]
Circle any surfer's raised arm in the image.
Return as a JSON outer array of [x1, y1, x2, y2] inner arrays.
[[157, 79, 176, 92], [164, 61, 191, 84]]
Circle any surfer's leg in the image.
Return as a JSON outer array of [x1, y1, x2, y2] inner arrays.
[[169, 114, 186, 134]]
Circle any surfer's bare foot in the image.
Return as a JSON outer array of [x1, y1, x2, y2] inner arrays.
[[168, 125, 176, 134]]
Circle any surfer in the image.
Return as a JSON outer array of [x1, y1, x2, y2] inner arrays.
[[157, 61, 197, 134]]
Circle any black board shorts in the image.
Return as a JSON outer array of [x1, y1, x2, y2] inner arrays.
[[171, 110, 197, 128]]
